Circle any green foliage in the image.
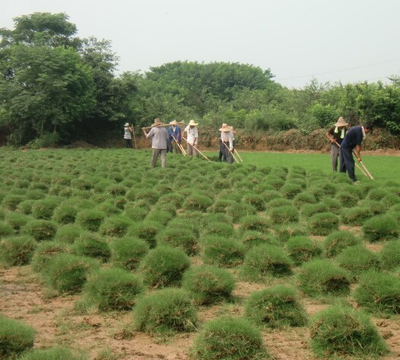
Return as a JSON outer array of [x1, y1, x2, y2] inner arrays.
[[191, 316, 270, 360], [182, 193, 213, 212], [239, 215, 269, 233], [31, 198, 59, 219], [31, 241, 70, 272], [241, 231, 279, 248], [324, 230, 361, 258], [54, 224, 81, 244], [354, 271, 400, 315], [139, 246, 190, 287], [128, 220, 163, 248], [110, 236, 149, 270], [202, 235, 246, 268], [280, 183, 303, 199], [225, 203, 257, 222], [72, 232, 111, 262], [0, 316, 35, 359], [244, 285, 308, 328], [156, 228, 198, 255], [308, 212, 339, 236], [269, 205, 299, 224], [182, 265, 235, 305], [82, 267, 144, 311], [0, 221, 14, 238], [0, 235, 36, 266], [286, 236, 322, 265], [2, 195, 25, 211], [23, 219, 58, 241], [52, 205, 77, 224], [340, 206, 374, 226], [298, 259, 351, 297], [380, 239, 400, 270], [133, 288, 197, 335], [17, 346, 87, 360], [202, 221, 235, 238], [99, 215, 131, 238], [76, 209, 106, 232], [310, 305, 388, 358], [362, 214, 399, 242]]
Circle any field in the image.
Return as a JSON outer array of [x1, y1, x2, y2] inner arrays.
[[1, 148, 400, 360]]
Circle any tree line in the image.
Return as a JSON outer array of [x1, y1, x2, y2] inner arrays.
[[1, 12, 400, 147]]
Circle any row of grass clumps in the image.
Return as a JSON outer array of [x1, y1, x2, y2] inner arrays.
[[1, 149, 400, 359]]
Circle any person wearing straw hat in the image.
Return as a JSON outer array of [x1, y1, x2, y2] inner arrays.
[[219, 123, 234, 164], [184, 120, 199, 158], [123, 123, 134, 148], [325, 117, 349, 171], [167, 120, 182, 154], [142, 118, 168, 167], [340, 123, 373, 183]]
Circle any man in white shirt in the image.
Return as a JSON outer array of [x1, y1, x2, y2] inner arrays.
[[219, 123, 234, 164], [184, 120, 199, 158]]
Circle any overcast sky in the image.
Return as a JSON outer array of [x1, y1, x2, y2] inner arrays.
[[2, 0, 400, 89]]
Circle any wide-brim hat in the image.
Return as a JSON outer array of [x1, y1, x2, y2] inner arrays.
[[170, 120, 178, 126], [335, 117, 349, 127], [188, 120, 198, 126], [219, 123, 230, 132], [124, 123, 130, 127]]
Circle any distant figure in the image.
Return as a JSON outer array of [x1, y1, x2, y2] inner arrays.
[[219, 123, 234, 164], [325, 117, 349, 171], [168, 120, 182, 154], [340, 123, 373, 183], [142, 118, 168, 168], [123, 123, 133, 148], [184, 120, 199, 158]]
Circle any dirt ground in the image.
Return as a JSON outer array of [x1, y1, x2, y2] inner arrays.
[[1, 262, 400, 360]]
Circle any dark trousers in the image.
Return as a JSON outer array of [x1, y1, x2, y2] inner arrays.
[[125, 139, 133, 148], [340, 147, 357, 182]]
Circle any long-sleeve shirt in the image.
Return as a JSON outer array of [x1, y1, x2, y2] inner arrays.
[[221, 131, 233, 149], [146, 126, 168, 149], [168, 126, 182, 142], [184, 126, 198, 145]]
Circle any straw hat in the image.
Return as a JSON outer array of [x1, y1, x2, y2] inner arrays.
[[219, 123, 230, 132], [188, 120, 198, 126], [170, 120, 178, 126], [124, 123, 130, 127], [335, 117, 349, 127]]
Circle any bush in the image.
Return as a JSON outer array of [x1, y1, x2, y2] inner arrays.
[[52, 205, 77, 224], [31, 198, 59, 220], [293, 192, 317, 208], [17, 346, 87, 360], [298, 259, 351, 297], [139, 246, 190, 287], [0, 236, 36, 266], [124, 207, 148, 221], [110, 237, 149, 270], [239, 215, 269, 233], [310, 305, 388, 358], [241, 244, 293, 282], [2, 194, 24, 210], [286, 236, 322, 265], [182, 193, 213, 212], [280, 183, 303, 199], [274, 224, 307, 242], [354, 271, 400, 315], [209, 199, 235, 213], [202, 221, 235, 238], [146, 209, 174, 225], [182, 265, 235, 305], [191, 316, 270, 360], [0, 316, 35, 359], [72, 232, 111, 262], [244, 285, 307, 328], [242, 193, 266, 211], [133, 288, 197, 335], [31, 241, 70, 272], [6, 213, 30, 231], [23, 220, 58, 241], [308, 212, 339, 236], [225, 203, 257, 222], [54, 224, 81, 244], [156, 228, 198, 255], [0, 221, 14, 238], [380, 239, 400, 270], [340, 206, 374, 226], [99, 215, 131, 238], [241, 231, 279, 249], [335, 190, 360, 208], [82, 267, 144, 311], [362, 214, 399, 242], [269, 205, 298, 224], [202, 235, 246, 268], [129, 220, 163, 248], [323, 230, 361, 257], [43, 253, 99, 294], [76, 209, 106, 232], [300, 203, 328, 218]]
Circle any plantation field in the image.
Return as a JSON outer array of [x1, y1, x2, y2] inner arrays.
[[1, 148, 400, 360]]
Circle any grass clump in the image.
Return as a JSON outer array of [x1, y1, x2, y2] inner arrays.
[[139, 246, 190, 287], [182, 265, 235, 305], [129, 220, 163, 248], [17, 346, 87, 360], [0, 221, 14, 238], [202, 235, 246, 268], [54, 224, 81, 244], [23, 220, 58, 241], [0, 236, 36, 266], [0, 316, 35, 359], [380, 239, 400, 270], [43, 253, 99, 294], [82, 267, 144, 311], [182, 193, 213, 212], [308, 212, 339, 236], [354, 270, 400, 315], [133, 288, 197, 335], [239, 215, 269, 233], [191, 316, 270, 360], [52, 205, 77, 224], [156, 228, 198, 255], [340, 206, 374, 226], [241, 244, 293, 282], [72, 232, 111, 262], [286, 236, 322, 265], [300, 203, 328, 218], [6, 213, 30, 231], [76, 209, 106, 232], [323, 230, 361, 258], [362, 214, 399, 242], [298, 259, 351, 297], [269, 205, 298, 224], [241, 231, 279, 249], [99, 215, 131, 238], [31, 198, 59, 220], [225, 203, 257, 222], [310, 305, 388, 358], [110, 237, 149, 270], [202, 221, 234, 238], [31, 241, 70, 272], [242, 192, 266, 211], [244, 285, 307, 328]]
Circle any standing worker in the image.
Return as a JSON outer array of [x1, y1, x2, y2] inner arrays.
[[168, 120, 182, 154], [325, 117, 349, 171], [142, 118, 168, 168], [184, 120, 199, 158], [123, 123, 134, 148], [219, 123, 234, 164], [340, 123, 373, 183]]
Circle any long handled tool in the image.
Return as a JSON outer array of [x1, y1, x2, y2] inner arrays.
[[325, 135, 369, 178], [358, 159, 374, 180], [132, 125, 137, 149], [182, 136, 211, 162], [234, 149, 243, 162], [171, 134, 186, 155], [222, 142, 239, 164]]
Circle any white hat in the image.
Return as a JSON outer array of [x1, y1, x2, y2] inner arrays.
[[188, 120, 198, 126], [219, 123, 230, 132]]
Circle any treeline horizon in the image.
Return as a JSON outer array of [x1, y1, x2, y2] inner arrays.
[[1, 12, 400, 148]]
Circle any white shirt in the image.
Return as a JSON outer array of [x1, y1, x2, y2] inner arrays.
[[184, 126, 198, 145]]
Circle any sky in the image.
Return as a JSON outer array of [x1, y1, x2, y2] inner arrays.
[[2, 0, 400, 89]]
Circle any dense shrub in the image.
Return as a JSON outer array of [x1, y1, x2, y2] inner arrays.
[[43, 253, 99, 294], [239, 215, 269, 233], [76, 209, 106, 232], [133, 288, 197, 335], [52, 205, 77, 224], [145, 209, 174, 225], [286, 236, 322, 265], [340, 206, 374, 226], [0, 316, 35, 359], [300, 203, 328, 218], [124, 207, 148, 221], [182, 193, 213, 212], [182, 265, 235, 305], [293, 192, 317, 208], [191, 316, 270, 360], [129, 220, 163, 248], [308, 212, 339, 236], [31, 241, 71, 272], [362, 214, 399, 242], [354, 271, 400, 315], [310, 305, 388, 358], [0, 221, 14, 238], [274, 224, 308, 242], [358, 199, 386, 215], [202, 221, 235, 238], [82, 267, 144, 311], [0, 236, 36, 266], [380, 239, 400, 270], [323, 230, 361, 258], [244, 285, 307, 328], [110, 237, 149, 270], [225, 203, 257, 222], [31, 198, 59, 220], [269, 205, 298, 224], [202, 235, 246, 268], [99, 215, 131, 238], [241, 231, 279, 248], [298, 259, 351, 297], [2, 194, 25, 211], [17, 346, 87, 360], [139, 246, 190, 287], [72, 232, 111, 262], [6, 213, 30, 231], [156, 228, 198, 255], [54, 224, 81, 244], [242, 192, 266, 211], [157, 192, 185, 207], [242, 244, 293, 282], [280, 183, 303, 199], [23, 220, 58, 241]]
